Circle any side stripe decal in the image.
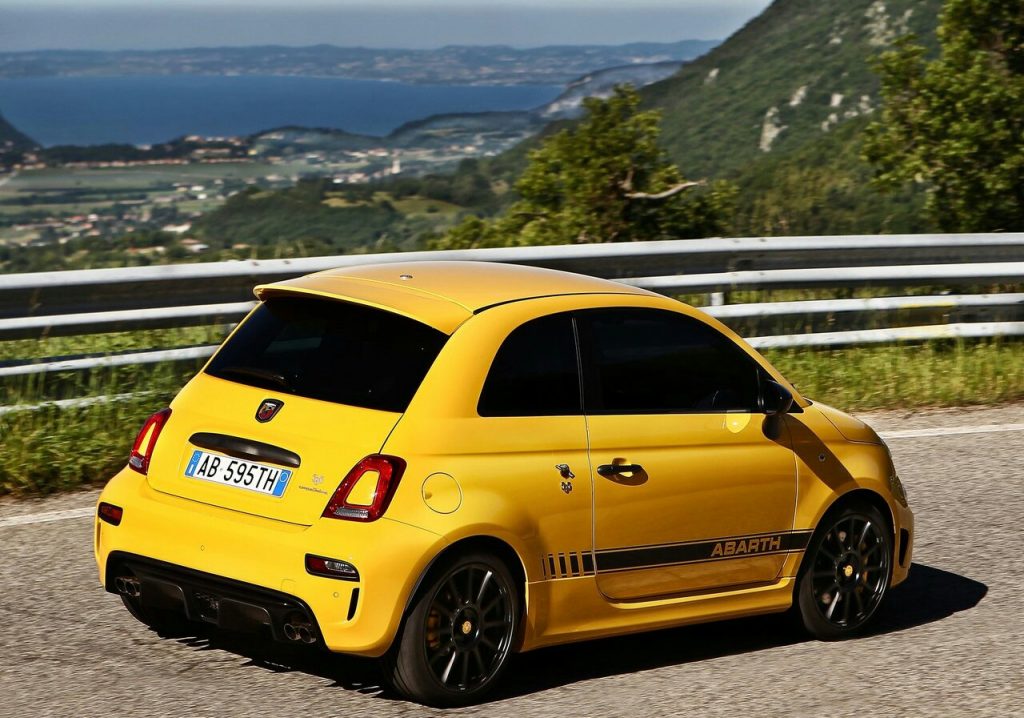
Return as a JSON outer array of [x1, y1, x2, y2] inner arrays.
[[540, 530, 813, 581], [594, 530, 813, 573]]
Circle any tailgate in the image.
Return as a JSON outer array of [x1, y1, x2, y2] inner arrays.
[[147, 373, 400, 525]]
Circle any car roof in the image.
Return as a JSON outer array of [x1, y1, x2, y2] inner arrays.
[[255, 260, 653, 333]]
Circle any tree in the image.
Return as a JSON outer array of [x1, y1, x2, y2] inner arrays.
[[863, 0, 1024, 232], [431, 86, 735, 249]]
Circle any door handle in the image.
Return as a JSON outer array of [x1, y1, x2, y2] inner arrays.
[[597, 463, 644, 478]]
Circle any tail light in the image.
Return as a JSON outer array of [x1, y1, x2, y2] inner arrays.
[[322, 454, 406, 522], [128, 408, 172, 475], [97, 502, 124, 526]]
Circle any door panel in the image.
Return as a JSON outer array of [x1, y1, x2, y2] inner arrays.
[[589, 412, 797, 600], [578, 307, 798, 601]]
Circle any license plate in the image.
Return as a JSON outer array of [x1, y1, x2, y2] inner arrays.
[[184, 449, 292, 497]]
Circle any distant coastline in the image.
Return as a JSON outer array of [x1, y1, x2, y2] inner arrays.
[[0, 75, 563, 146]]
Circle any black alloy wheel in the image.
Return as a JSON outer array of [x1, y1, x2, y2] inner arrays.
[[386, 552, 518, 707], [797, 502, 892, 640]]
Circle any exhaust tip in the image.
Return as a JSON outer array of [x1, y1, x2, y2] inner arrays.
[[282, 618, 316, 644], [115, 576, 141, 598]]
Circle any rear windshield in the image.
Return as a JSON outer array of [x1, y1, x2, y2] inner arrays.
[[206, 295, 448, 413]]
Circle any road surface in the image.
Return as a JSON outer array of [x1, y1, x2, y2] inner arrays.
[[2, 404, 1021, 717]]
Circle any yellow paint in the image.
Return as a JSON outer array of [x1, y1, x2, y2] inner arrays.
[[95, 261, 913, 658]]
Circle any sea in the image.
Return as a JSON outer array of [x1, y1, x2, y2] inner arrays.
[[0, 75, 563, 147]]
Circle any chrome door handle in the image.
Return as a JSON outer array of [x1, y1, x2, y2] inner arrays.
[[597, 463, 644, 478]]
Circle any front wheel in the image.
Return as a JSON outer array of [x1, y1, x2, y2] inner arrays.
[[385, 552, 519, 707], [796, 502, 892, 640]]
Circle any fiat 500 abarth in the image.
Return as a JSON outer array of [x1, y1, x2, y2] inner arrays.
[[95, 261, 913, 706]]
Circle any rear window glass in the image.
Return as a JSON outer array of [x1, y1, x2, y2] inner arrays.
[[206, 296, 447, 413]]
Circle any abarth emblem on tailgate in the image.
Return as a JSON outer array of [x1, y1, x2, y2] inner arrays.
[[256, 398, 284, 423]]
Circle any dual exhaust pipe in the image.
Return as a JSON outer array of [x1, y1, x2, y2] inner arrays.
[[115, 576, 142, 598], [283, 619, 316, 644]]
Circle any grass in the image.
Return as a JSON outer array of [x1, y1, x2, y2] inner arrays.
[[2, 325, 1022, 496], [764, 340, 1024, 410]]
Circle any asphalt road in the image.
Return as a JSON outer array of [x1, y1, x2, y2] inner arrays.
[[2, 404, 1022, 718]]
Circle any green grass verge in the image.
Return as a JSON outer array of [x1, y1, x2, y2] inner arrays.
[[764, 340, 1024, 410], [1, 338, 1021, 496]]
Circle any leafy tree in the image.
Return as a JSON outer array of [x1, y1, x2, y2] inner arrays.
[[863, 0, 1024, 232], [432, 86, 735, 249]]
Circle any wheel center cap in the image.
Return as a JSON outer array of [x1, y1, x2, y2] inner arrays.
[[461, 620, 473, 635], [843, 564, 855, 578]]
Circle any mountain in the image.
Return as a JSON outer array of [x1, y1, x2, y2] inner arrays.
[[540, 62, 684, 120], [0, 40, 719, 86], [641, 0, 944, 235], [248, 61, 692, 163], [0, 111, 37, 153]]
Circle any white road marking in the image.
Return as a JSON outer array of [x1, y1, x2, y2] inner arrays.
[[0, 422, 1022, 528], [0, 506, 94, 528], [879, 423, 1024, 440]]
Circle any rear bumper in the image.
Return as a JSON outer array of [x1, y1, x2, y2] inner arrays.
[[95, 468, 445, 657], [108, 552, 326, 643]]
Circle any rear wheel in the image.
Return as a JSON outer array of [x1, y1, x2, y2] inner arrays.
[[385, 552, 519, 707], [797, 502, 892, 640]]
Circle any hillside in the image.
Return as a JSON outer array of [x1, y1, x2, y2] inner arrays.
[[0, 111, 37, 152], [642, 0, 943, 235]]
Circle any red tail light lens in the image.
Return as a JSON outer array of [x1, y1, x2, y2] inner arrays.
[[128, 408, 172, 475], [322, 454, 407, 522], [97, 502, 123, 526]]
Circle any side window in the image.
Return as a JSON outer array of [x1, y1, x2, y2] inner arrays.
[[579, 308, 760, 414], [478, 313, 582, 417]]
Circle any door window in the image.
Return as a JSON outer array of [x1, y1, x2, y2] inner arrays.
[[579, 308, 760, 413]]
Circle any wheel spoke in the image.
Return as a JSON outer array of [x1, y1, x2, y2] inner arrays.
[[842, 591, 852, 624], [826, 591, 840, 620], [476, 570, 493, 605], [429, 644, 453, 665], [446, 577, 464, 606], [857, 521, 872, 552], [481, 594, 504, 617], [818, 545, 839, 562], [853, 588, 865, 617], [479, 634, 498, 650], [459, 651, 470, 687], [440, 650, 458, 685], [813, 569, 835, 579], [472, 647, 486, 676]]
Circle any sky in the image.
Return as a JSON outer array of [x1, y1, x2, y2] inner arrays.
[[0, 1, 774, 51]]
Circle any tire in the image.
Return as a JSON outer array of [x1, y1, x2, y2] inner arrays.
[[796, 501, 892, 640], [384, 552, 519, 707], [120, 594, 192, 636]]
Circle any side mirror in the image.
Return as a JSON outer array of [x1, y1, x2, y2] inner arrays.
[[762, 380, 794, 416]]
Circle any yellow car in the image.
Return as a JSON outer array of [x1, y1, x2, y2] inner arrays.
[[95, 261, 913, 706]]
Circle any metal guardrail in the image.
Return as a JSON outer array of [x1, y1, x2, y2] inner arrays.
[[4, 232, 1024, 320], [1, 233, 1022, 378]]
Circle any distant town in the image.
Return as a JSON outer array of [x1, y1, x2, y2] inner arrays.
[[0, 40, 716, 85]]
